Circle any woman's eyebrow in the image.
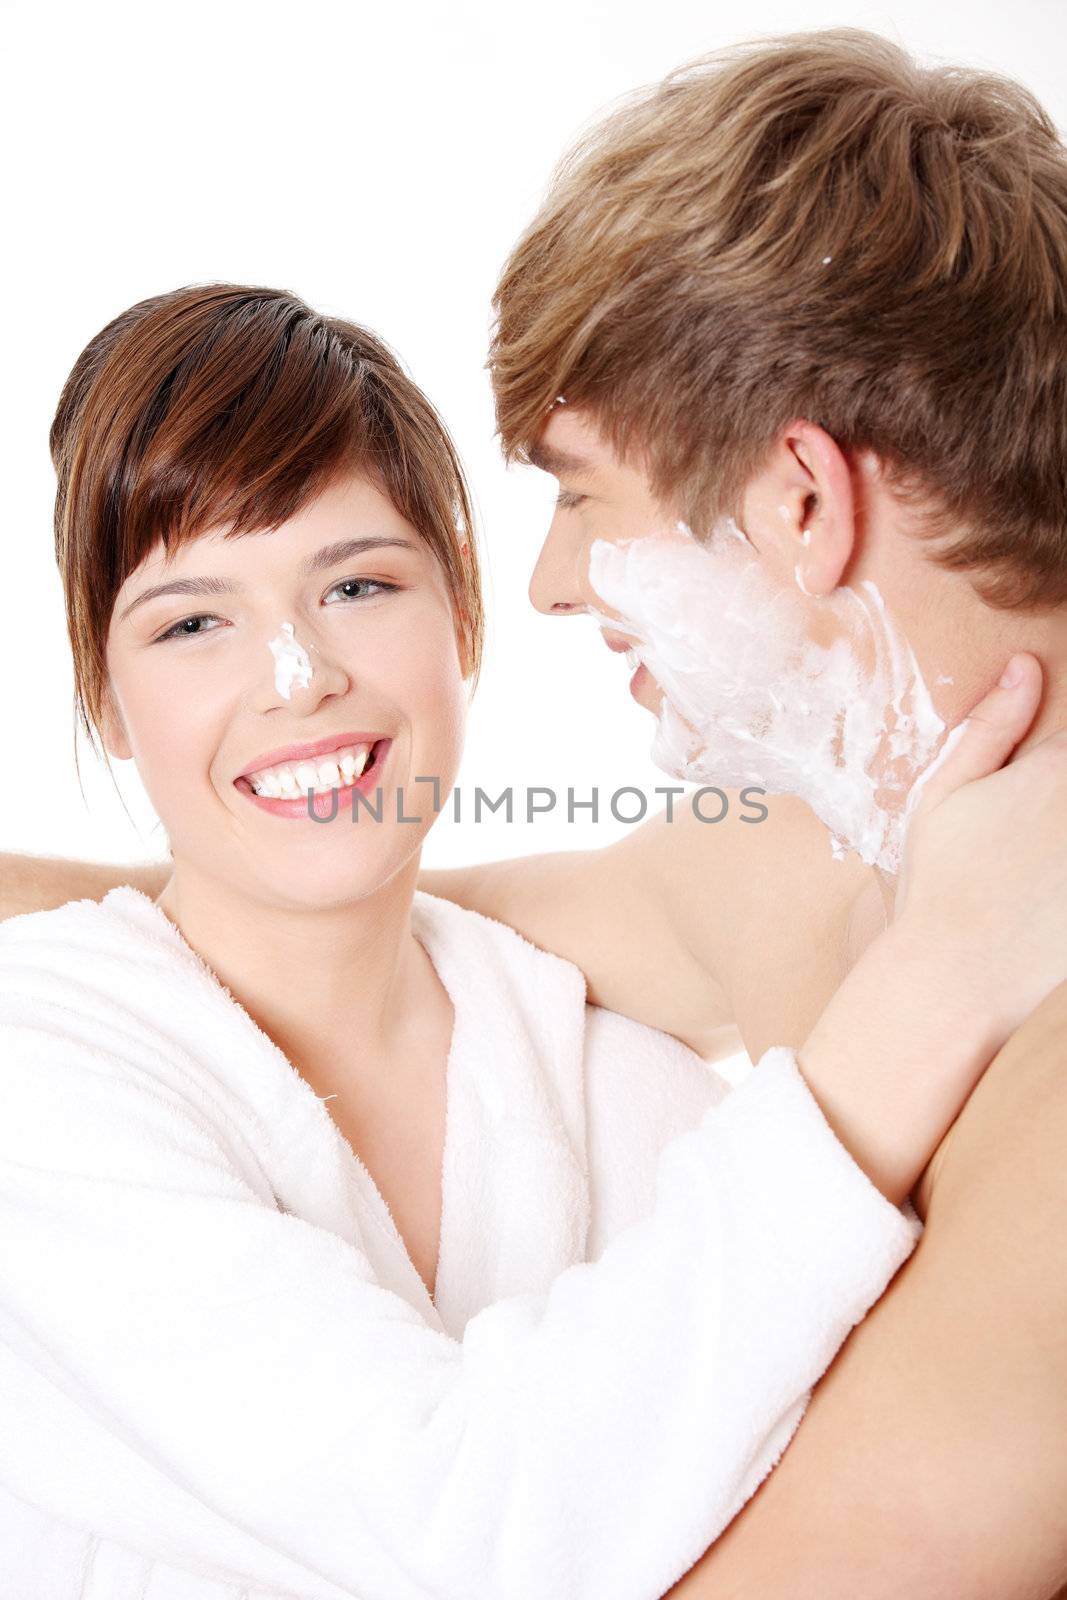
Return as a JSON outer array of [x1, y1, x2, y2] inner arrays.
[[118, 537, 418, 623]]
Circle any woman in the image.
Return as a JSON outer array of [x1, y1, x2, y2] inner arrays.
[[0, 283, 1063, 1600]]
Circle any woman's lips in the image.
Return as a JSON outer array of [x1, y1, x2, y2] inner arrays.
[[234, 739, 391, 818]]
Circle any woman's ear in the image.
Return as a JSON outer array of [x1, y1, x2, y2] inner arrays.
[[97, 682, 133, 761]]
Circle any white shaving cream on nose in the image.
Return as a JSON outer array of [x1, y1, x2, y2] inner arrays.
[[587, 520, 947, 871], [268, 622, 313, 701]]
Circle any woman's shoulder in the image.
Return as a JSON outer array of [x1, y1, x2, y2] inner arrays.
[[0, 888, 291, 1201], [414, 885, 730, 1082], [582, 1003, 732, 1151], [0, 885, 249, 1112], [412, 884, 731, 1142], [0, 885, 192, 1012], [0, 882, 174, 954], [413, 885, 590, 1063], [0, 888, 113, 946], [582, 1004, 736, 1256], [412, 885, 588, 982]]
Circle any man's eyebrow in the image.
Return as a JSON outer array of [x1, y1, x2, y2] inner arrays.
[[118, 537, 417, 623], [526, 441, 597, 481]]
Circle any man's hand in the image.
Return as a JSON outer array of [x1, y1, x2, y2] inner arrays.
[[795, 653, 1067, 1206], [0, 853, 170, 923], [894, 652, 1067, 1050]]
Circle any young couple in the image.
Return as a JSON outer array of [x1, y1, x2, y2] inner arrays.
[[3, 26, 1067, 1600]]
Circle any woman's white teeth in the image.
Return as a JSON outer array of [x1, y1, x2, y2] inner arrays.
[[625, 648, 639, 670], [247, 743, 371, 797]]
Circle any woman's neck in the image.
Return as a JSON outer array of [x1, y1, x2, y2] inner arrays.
[[154, 854, 435, 1081]]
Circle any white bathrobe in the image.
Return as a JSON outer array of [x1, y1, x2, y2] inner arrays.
[[0, 885, 919, 1600]]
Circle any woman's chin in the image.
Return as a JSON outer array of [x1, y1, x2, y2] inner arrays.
[[218, 830, 424, 913], [247, 866, 394, 914]]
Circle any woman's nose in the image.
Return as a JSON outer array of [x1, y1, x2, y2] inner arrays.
[[254, 622, 350, 713], [528, 513, 589, 617]]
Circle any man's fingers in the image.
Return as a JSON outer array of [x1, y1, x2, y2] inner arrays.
[[906, 653, 1043, 818]]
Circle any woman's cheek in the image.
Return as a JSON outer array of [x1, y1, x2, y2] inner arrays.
[[126, 664, 224, 800], [413, 628, 467, 776]]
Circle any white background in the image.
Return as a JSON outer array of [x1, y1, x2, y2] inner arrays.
[[1, 0, 1062, 871]]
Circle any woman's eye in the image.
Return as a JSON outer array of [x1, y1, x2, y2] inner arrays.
[[155, 614, 223, 642], [556, 489, 587, 511], [153, 579, 398, 642], [324, 577, 398, 604]]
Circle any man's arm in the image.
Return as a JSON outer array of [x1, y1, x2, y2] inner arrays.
[[0, 853, 170, 922], [1, 788, 858, 1057], [664, 983, 1067, 1600], [420, 821, 732, 1054], [421, 791, 867, 1055]]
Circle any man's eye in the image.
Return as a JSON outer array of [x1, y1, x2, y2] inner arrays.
[[556, 489, 587, 511]]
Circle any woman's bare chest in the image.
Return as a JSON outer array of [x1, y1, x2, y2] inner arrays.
[[331, 1078, 448, 1303]]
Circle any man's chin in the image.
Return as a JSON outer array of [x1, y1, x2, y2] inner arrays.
[[626, 668, 708, 783], [628, 661, 663, 714]]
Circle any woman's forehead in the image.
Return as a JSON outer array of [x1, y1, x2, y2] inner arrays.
[[119, 476, 428, 590]]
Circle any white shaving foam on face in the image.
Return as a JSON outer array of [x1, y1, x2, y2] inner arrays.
[[587, 519, 948, 871], [725, 516, 753, 547], [268, 621, 313, 701]]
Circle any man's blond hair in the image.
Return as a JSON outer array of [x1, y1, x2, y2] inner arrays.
[[491, 28, 1067, 609]]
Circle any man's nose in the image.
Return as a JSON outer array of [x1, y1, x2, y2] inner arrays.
[[528, 513, 587, 616]]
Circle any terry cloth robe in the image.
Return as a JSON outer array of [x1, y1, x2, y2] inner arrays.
[[0, 885, 920, 1600]]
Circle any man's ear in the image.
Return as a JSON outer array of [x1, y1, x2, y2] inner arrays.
[[96, 682, 133, 761], [790, 422, 858, 596], [743, 420, 859, 598]]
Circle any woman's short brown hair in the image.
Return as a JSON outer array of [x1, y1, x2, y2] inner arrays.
[[491, 27, 1067, 609], [52, 283, 484, 756]]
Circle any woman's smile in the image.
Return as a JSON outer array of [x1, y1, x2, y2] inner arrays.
[[234, 736, 392, 818]]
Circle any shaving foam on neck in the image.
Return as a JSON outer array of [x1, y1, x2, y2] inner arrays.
[[587, 520, 947, 871], [268, 621, 313, 700]]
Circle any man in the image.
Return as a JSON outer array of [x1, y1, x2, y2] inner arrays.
[[4, 26, 1066, 1596], [459, 27, 1067, 1594]]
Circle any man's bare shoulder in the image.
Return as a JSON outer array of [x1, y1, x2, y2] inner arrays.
[[650, 789, 870, 956], [420, 790, 873, 1055]]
